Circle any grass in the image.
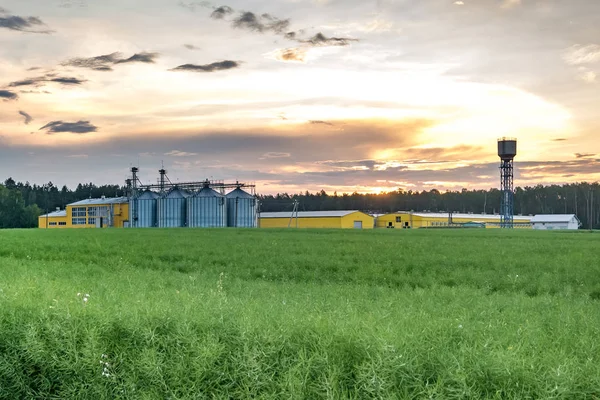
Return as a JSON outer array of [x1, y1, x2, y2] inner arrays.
[[1, 228, 600, 399]]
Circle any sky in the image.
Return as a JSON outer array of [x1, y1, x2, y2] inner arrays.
[[0, 0, 599, 194]]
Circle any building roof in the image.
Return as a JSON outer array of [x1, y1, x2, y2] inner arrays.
[[39, 210, 67, 218], [260, 210, 364, 218], [394, 212, 532, 222], [531, 214, 578, 223], [69, 196, 129, 206]]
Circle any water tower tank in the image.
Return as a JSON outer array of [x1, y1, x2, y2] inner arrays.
[[498, 138, 517, 160]]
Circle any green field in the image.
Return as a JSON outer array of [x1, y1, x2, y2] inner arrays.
[[1, 228, 599, 399]]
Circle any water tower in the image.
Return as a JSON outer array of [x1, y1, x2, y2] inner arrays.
[[497, 138, 517, 228]]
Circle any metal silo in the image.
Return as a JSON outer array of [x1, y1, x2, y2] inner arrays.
[[226, 187, 257, 228], [187, 183, 227, 228], [157, 188, 190, 228], [131, 190, 159, 228]]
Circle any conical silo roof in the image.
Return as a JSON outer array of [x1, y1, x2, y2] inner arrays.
[[138, 190, 160, 200], [196, 187, 223, 198], [165, 188, 191, 199], [226, 187, 253, 199]]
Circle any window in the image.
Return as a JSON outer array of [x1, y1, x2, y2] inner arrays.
[[72, 217, 86, 225], [59, 222, 67, 226], [49, 222, 57, 226], [72, 207, 86, 217], [88, 218, 96, 225], [88, 207, 97, 217], [396, 216, 401, 223]]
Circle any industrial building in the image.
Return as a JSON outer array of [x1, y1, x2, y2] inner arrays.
[[530, 214, 581, 230], [375, 212, 533, 229], [39, 167, 258, 229], [38, 197, 129, 229], [259, 211, 374, 229]]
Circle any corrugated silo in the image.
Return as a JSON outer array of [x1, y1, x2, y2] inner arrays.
[[187, 184, 227, 228], [131, 190, 159, 228], [226, 187, 257, 228], [157, 188, 190, 228]]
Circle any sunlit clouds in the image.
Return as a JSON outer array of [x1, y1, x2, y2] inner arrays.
[[0, 0, 598, 193]]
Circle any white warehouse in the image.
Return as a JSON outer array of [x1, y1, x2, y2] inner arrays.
[[531, 214, 581, 230]]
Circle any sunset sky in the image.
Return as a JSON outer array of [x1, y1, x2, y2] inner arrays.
[[0, 0, 599, 194]]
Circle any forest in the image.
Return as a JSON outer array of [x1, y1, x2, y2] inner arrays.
[[0, 177, 598, 229]]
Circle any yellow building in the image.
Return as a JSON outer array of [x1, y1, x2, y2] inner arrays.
[[375, 212, 532, 229], [259, 210, 374, 229], [38, 197, 129, 229]]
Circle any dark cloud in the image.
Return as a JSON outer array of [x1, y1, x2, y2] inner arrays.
[[575, 153, 596, 159], [309, 120, 334, 126], [0, 10, 52, 34], [0, 90, 18, 100], [19, 111, 33, 124], [8, 74, 86, 88], [184, 44, 200, 50], [553, 138, 568, 142], [226, 10, 290, 34], [62, 52, 159, 71], [39, 121, 98, 134], [210, 6, 233, 19], [114, 52, 160, 65], [170, 60, 240, 72], [301, 33, 359, 47]]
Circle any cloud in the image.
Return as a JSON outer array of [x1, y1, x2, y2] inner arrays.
[[454, 1, 464, 5], [232, 11, 290, 34], [0, 9, 52, 33], [562, 44, 600, 66], [170, 60, 240, 72], [309, 120, 334, 126], [579, 70, 597, 83], [8, 74, 86, 87], [178, 1, 211, 12], [115, 52, 160, 65], [501, 0, 521, 9], [0, 90, 18, 100], [301, 33, 359, 47], [260, 152, 291, 159], [19, 111, 33, 124], [165, 150, 198, 157], [39, 120, 98, 134], [272, 48, 307, 62], [575, 153, 596, 159], [184, 44, 200, 50], [210, 6, 233, 19], [62, 52, 159, 71]]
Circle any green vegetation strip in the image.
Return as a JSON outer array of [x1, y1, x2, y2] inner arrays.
[[1, 229, 599, 399]]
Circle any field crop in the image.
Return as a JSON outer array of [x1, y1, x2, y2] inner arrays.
[[1, 228, 599, 399]]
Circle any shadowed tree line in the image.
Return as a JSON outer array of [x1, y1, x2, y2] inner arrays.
[[1, 178, 126, 229], [0, 177, 598, 229], [258, 183, 600, 230]]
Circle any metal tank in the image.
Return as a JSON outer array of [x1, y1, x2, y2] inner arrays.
[[157, 188, 190, 228], [187, 184, 227, 228], [130, 190, 159, 228], [226, 187, 258, 228]]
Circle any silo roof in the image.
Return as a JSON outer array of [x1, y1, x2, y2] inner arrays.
[[165, 188, 191, 198], [226, 187, 254, 198], [196, 187, 223, 197], [138, 190, 160, 199]]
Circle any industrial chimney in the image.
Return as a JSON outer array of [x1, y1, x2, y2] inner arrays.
[[497, 138, 517, 228]]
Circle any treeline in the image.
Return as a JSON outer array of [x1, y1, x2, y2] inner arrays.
[[0, 178, 598, 229], [0, 178, 126, 229], [258, 183, 600, 230]]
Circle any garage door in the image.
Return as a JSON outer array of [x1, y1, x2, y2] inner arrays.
[[353, 221, 362, 229]]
